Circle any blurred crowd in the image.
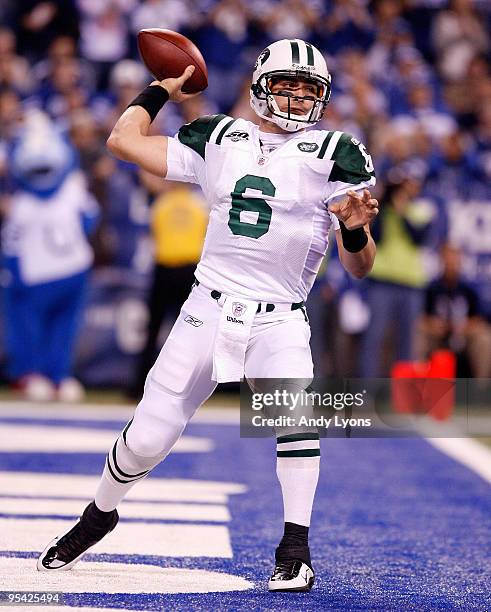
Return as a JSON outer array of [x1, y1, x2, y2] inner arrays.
[[1, 0, 491, 398]]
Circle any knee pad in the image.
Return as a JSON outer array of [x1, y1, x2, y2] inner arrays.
[[126, 378, 190, 458], [125, 423, 178, 460]]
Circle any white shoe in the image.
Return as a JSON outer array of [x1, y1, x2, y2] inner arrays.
[[268, 559, 315, 592], [58, 378, 85, 402], [22, 375, 57, 402]]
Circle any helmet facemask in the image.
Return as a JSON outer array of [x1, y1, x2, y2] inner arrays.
[[252, 72, 331, 131]]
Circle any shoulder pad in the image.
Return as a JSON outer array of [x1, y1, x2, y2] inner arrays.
[[177, 114, 234, 159], [328, 133, 375, 184]]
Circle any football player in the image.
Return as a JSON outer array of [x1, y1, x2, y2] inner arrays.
[[38, 39, 378, 592]]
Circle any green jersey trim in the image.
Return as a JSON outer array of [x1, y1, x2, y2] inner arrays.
[[177, 114, 228, 159], [328, 132, 375, 184], [318, 132, 333, 159], [317, 130, 342, 160], [216, 118, 237, 144]]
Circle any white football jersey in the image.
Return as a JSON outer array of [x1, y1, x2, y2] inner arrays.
[[166, 114, 375, 303], [2, 172, 97, 285]]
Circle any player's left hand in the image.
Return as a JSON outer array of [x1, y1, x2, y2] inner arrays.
[[329, 189, 379, 229]]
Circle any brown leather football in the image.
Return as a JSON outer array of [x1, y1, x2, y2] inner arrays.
[[137, 29, 208, 94]]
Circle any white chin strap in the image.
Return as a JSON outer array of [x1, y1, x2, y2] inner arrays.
[[261, 112, 305, 132], [263, 95, 313, 132]]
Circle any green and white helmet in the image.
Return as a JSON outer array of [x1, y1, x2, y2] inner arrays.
[[250, 39, 331, 132]]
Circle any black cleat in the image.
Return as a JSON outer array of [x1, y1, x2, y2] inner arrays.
[[268, 559, 315, 592], [37, 502, 119, 571]]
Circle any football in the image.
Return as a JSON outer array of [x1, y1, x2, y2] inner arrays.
[[137, 28, 208, 94]]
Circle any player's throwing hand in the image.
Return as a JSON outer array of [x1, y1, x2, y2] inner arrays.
[[329, 189, 379, 230], [150, 65, 198, 103]]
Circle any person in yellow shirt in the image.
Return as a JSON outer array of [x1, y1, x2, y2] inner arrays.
[[359, 173, 433, 377], [128, 181, 208, 398]]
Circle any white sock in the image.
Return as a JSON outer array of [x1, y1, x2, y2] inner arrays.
[[94, 427, 164, 512], [276, 433, 320, 526]]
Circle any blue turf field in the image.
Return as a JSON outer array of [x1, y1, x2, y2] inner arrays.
[[0, 406, 490, 611]]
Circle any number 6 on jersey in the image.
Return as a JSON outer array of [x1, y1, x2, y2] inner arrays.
[[228, 175, 275, 239]]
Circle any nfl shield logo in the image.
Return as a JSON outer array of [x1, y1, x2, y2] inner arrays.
[[232, 302, 247, 317]]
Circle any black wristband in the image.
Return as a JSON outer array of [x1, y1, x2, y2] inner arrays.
[[127, 85, 169, 122], [339, 220, 368, 253]]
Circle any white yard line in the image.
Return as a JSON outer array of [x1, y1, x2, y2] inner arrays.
[[1, 519, 234, 558], [0, 424, 214, 454], [0, 472, 247, 504], [426, 437, 491, 485], [0, 401, 134, 420], [0, 557, 254, 593], [0, 497, 230, 522], [0, 402, 240, 425]]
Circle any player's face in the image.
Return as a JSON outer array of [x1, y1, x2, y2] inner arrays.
[[269, 77, 318, 115]]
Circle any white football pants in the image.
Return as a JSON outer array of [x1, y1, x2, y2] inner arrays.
[[125, 281, 314, 459]]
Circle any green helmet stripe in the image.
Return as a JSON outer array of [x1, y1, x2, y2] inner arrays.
[[305, 42, 315, 66], [290, 40, 300, 64]]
